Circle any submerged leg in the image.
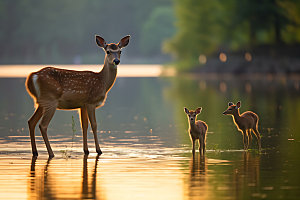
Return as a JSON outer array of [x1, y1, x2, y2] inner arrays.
[[192, 138, 196, 154], [87, 105, 102, 155], [202, 136, 206, 155], [80, 107, 89, 155], [28, 106, 43, 156], [248, 129, 252, 149], [39, 106, 56, 158], [252, 128, 261, 151], [199, 138, 204, 156], [242, 130, 248, 150]]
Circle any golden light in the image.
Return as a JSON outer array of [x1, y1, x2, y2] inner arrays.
[[219, 53, 227, 62], [198, 54, 207, 64], [245, 52, 252, 62], [0, 65, 164, 78]]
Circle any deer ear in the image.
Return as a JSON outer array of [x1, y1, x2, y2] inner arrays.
[[95, 35, 107, 49], [196, 107, 202, 114], [184, 107, 189, 114], [236, 101, 241, 108], [118, 35, 130, 48], [228, 102, 234, 106]]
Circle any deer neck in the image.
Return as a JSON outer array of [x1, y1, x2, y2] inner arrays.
[[189, 120, 197, 131], [99, 57, 118, 92], [232, 110, 242, 127]]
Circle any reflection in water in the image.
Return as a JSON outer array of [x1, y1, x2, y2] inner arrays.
[[188, 153, 208, 199], [28, 156, 54, 199], [0, 75, 300, 200], [28, 155, 102, 199], [28, 156, 37, 200], [81, 155, 100, 199], [233, 152, 261, 199]]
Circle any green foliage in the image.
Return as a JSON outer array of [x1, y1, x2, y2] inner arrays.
[[164, 0, 232, 68], [140, 7, 176, 55], [164, 0, 300, 70], [0, 0, 173, 64]]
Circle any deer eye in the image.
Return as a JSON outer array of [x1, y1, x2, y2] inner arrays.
[[106, 51, 110, 54]]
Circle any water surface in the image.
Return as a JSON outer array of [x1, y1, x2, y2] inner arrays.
[[0, 66, 299, 199]]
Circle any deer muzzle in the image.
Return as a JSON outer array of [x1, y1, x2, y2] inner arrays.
[[113, 59, 120, 65]]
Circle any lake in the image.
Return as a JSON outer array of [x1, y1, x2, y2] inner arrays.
[[0, 65, 299, 199]]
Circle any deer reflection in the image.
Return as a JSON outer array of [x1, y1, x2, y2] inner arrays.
[[28, 155, 102, 199], [81, 154, 100, 199], [28, 156, 54, 199], [188, 153, 208, 198], [233, 152, 261, 198]]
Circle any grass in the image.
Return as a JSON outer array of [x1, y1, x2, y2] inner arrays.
[[60, 115, 77, 159]]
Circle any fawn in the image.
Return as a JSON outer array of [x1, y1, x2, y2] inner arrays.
[[223, 101, 261, 151], [26, 35, 130, 157], [184, 107, 208, 155]]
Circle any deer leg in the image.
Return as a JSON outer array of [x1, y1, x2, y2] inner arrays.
[[192, 138, 196, 154], [199, 138, 204, 156], [242, 130, 248, 151], [247, 129, 252, 149], [252, 128, 262, 151], [87, 105, 102, 155], [39, 106, 56, 158], [28, 106, 43, 156], [202, 136, 206, 155], [80, 107, 89, 155]]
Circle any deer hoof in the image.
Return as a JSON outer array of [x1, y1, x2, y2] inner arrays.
[[32, 151, 38, 157], [97, 149, 102, 155]]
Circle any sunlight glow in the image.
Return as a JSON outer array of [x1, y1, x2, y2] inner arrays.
[[0, 65, 163, 78], [219, 53, 227, 62], [198, 54, 207, 64], [245, 52, 252, 62]]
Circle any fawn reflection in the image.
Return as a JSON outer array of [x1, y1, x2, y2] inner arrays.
[[28, 155, 102, 199], [233, 152, 261, 199], [187, 153, 208, 198]]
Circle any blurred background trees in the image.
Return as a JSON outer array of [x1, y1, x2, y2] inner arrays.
[[0, 0, 175, 64], [0, 0, 299, 68], [165, 0, 300, 70]]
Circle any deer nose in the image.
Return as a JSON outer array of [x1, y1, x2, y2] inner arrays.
[[113, 59, 120, 65]]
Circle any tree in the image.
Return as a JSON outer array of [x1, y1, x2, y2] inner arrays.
[[164, 0, 300, 71], [139, 7, 175, 56], [164, 0, 233, 70]]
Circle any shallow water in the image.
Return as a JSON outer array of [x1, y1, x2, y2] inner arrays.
[[0, 68, 300, 199]]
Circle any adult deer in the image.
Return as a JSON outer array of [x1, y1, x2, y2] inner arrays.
[[223, 101, 261, 151], [26, 35, 130, 157]]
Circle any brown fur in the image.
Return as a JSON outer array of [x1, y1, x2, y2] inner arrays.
[[107, 43, 118, 50], [223, 101, 261, 151], [26, 35, 130, 157], [184, 107, 208, 155]]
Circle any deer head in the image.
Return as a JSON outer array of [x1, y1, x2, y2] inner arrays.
[[223, 101, 241, 115], [184, 107, 202, 124], [95, 35, 130, 66]]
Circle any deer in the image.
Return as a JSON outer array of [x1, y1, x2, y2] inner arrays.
[[26, 35, 130, 158], [223, 101, 261, 151], [184, 107, 208, 155]]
